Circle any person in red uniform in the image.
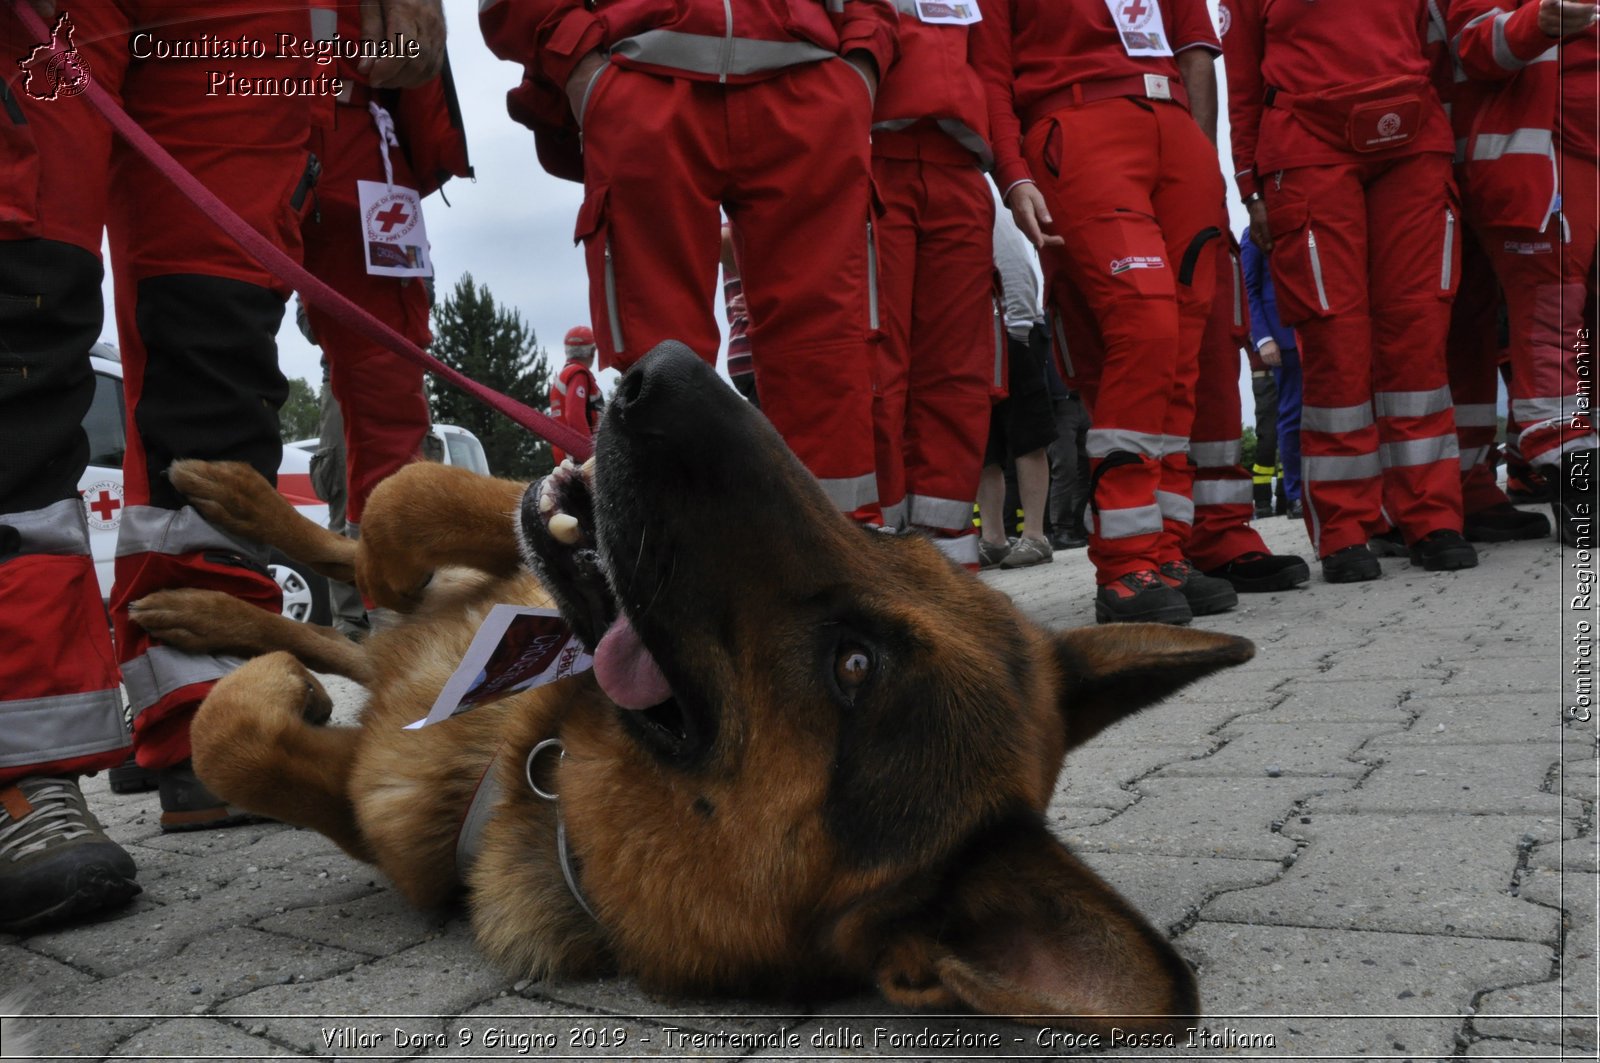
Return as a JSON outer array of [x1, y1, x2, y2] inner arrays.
[[0, 0, 446, 932], [972, 0, 1238, 624], [299, 3, 470, 534], [549, 325, 602, 464], [869, 2, 993, 567], [480, 0, 897, 525], [1447, 0, 1598, 546], [1221, 0, 1478, 582]]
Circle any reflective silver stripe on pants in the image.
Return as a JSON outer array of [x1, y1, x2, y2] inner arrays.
[[909, 494, 975, 533], [1303, 452, 1383, 481], [929, 534, 979, 566], [1155, 491, 1194, 525], [1301, 402, 1375, 434], [880, 498, 908, 531], [116, 504, 269, 563], [610, 30, 833, 78], [6, 498, 92, 556], [1380, 434, 1459, 469], [818, 473, 879, 514], [1192, 479, 1255, 507], [123, 645, 245, 717], [1093, 503, 1165, 540], [1374, 385, 1453, 420], [1550, 431, 1600, 459], [1472, 127, 1555, 161], [1087, 428, 1167, 459], [1454, 403, 1498, 428], [1513, 396, 1579, 425], [0, 689, 128, 769], [1190, 440, 1243, 468], [1459, 444, 1491, 470]]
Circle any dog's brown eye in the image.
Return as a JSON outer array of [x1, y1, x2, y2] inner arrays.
[[835, 644, 874, 695]]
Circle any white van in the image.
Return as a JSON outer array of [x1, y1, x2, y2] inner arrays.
[[80, 343, 489, 624]]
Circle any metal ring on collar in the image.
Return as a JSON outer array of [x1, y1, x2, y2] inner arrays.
[[525, 738, 565, 801]]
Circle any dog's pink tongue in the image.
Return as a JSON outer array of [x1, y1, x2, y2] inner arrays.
[[593, 612, 672, 710]]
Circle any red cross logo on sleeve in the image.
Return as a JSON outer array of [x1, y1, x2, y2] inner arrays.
[[89, 489, 121, 522], [374, 202, 411, 233]]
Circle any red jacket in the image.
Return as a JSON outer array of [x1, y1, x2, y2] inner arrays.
[[549, 360, 600, 461], [972, 0, 1219, 196], [1220, 0, 1454, 197], [484, 0, 898, 180], [1447, 0, 1590, 231], [872, 4, 990, 167], [310, 5, 472, 198]]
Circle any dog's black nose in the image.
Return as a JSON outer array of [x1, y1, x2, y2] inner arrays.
[[611, 340, 714, 428]]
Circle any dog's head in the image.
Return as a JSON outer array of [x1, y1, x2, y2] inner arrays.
[[518, 342, 1252, 1031]]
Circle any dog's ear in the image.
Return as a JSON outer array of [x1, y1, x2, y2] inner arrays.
[[871, 815, 1197, 1036], [1053, 624, 1254, 750]]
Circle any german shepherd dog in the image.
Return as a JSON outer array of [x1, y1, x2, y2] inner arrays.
[[131, 342, 1253, 1034]]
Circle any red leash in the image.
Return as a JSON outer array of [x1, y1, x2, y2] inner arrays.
[[12, 1, 594, 462]]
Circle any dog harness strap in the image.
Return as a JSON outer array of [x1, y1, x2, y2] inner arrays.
[[455, 752, 503, 876]]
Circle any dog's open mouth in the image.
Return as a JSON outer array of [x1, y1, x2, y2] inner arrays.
[[523, 460, 694, 754]]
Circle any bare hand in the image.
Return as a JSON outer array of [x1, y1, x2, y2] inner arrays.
[[565, 51, 607, 122], [1006, 183, 1065, 249], [1540, 0, 1598, 37], [1247, 198, 1273, 254], [360, 0, 446, 89], [843, 50, 879, 102], [1257, 338, 1282, 368]]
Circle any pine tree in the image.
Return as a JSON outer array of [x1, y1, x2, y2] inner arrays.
[[277, 376, 322, 442], [427, 273, 554, 479]]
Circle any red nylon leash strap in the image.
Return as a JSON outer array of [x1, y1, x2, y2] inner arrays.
[[12, 0, 594, 462]]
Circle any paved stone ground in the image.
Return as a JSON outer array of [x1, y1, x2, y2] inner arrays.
[[2, 514, 1595, 1061]]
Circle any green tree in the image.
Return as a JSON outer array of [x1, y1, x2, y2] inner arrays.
[[1241, 425, 1257, 471], [427, 273, 554, 479], [279, 376, 321, 442]]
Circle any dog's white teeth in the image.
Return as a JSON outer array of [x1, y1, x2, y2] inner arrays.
[[548, 512, 581, 545], [538, 479, 557, 515], [559, 457, 577, 473], [580, 456, 596, 477]]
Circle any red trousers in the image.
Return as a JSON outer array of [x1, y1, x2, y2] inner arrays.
[[577, 61, 881, 522], [1478, 153, 1599, 471], [1264, 152, 1464, 557], [870, 129, 994, 561], [1444, 230, 1510, 515], [1029, 98, 1220, 584], [1188, 239, 1271, 571], [303, 106, 432, 526], [0, 1, 310, 779]]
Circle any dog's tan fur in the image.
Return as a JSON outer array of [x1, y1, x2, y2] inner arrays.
[[139, 444, 1252, 1033]]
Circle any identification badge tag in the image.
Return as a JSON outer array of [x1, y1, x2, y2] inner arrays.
[[1104, 0, 1175, 57], [1144, 73, 1173, 100], [407, 605, 594, 729], [357, 179, 433, 278], [914, 0, 982, 25]]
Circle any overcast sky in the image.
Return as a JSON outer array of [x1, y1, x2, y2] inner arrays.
[[97, 0, 1262, 425]]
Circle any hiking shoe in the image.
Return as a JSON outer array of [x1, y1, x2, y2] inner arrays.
[[158, 761, 267, 833], [1409, 530, 1479, 571], [1462, 503, 1552, 543], [108, 755, 158, 795], [1550, 449, 1597, 548], [1095, 569, 1193, 625], [1158, 558, 1238, 615], [1368, 529, 1408, 557], [1204, 551, 1312, 593], [1322, 544, 1381, 583], [1000, 535, 1053, 569], [0, 776, 140, 933], [978, 538, 1011, 569], [1506, 463, 1553, 505]]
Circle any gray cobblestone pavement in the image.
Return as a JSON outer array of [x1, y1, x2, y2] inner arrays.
[[3, 514, 1596, 1060]]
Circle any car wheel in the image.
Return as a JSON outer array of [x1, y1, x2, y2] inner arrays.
[[268, 550, 331, 626]]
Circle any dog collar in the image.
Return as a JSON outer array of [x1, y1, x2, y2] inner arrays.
[[454, 740, 598, 924]]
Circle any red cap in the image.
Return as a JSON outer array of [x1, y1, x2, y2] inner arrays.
[[563, 325, 595, 348]]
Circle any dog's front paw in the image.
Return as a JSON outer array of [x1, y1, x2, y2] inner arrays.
[[128, 588, 250, 653], [168, 460, 281, 539]]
